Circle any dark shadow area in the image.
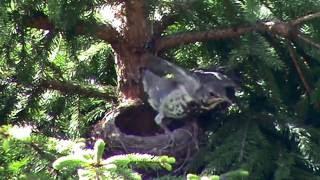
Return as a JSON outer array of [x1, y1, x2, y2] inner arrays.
[[114, 104, 190, 136], [115, 104, 161, 136]]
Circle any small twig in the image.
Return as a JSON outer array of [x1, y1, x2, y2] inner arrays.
[[173, 143, 190, 174], [287, 41, 320, 109], [113, 111, 129, 153], [287, 41, 320, 111], [296, 33, 320, 50], [287, 42, 312, 95], [238, 119, 249, 163], [291, 12, 320, 26]]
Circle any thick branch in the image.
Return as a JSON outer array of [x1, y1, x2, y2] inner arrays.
[[76, 22, 121, 43], [24, 13, 121, 44], [40, 80, 117, 102], [291, 12, 320, 26], [155, 12, 320, 52], [155, 26, 254, 51]]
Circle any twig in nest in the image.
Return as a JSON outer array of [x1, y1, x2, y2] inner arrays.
[[173, 142, 191, 175]]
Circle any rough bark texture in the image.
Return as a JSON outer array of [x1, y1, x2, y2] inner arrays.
[[112, 0, 151, 101], [113, 45, 147, 101], [155, 26, 254, 52]]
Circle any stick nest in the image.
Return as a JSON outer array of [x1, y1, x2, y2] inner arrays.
[[91, 103, 200, 162]]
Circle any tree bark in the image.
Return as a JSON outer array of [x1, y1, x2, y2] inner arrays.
[[112, 0, 151, 101], [113, 45, 147, 102]]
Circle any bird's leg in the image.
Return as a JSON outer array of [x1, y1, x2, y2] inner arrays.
[[155, 113, 176, 148]]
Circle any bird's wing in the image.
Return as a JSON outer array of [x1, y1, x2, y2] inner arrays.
[[193, 70, 237, 88], [142, 69, 179, 110], [142, 54, 201, 93]]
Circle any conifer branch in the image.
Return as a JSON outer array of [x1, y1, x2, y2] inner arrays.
[[40, 80, 117, 102], [155, 12, 320, 51], [23, 12, 121, 44], [291, 12, 320, 26], [238, 120, 249, 163], [287, 42, 312, 95], [155, 26, 254, 51], [296, 33, 320, 50]]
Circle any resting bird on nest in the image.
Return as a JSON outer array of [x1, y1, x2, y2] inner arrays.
[[141, 54, 236, 135]]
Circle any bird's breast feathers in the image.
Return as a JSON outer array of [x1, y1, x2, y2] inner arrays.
[[160, 87, 194, 118]]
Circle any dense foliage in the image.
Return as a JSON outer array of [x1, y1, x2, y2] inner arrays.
[[1, 0, 320, 179]]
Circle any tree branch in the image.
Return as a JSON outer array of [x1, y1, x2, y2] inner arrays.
[[287, 42, 312, 95], [296, 33, 320, 50], [23, 12, 121, 44], [155, 26, 254, 52], [40, 80, 117, 102], [291, 12, 320, 26], [155, 12, 320, 52]]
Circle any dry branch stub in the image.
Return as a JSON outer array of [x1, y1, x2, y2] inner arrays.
[[91, 103, 200, 167]]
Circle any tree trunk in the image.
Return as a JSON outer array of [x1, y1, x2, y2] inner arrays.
[[113, 45, 148, 102], [112, 0, 151, 102]]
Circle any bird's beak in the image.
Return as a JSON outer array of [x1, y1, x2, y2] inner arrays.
[[202, 97, 232, 110]]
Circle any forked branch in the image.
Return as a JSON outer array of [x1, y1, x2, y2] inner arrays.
[[155, 12, 320, 52]]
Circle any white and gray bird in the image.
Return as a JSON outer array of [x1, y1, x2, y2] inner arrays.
[[141, 54, 236, 133]]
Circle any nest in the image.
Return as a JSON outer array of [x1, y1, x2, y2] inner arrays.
[[91, 103, 200, 166]]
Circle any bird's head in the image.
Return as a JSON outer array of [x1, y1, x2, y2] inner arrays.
[[194, 85, 232, 110]]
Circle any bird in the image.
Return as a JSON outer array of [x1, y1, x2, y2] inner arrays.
[[191, 69, 237, 109], [141, 54, 237, 136], [142, 69, 195, 134]]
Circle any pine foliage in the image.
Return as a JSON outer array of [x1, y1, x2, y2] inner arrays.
[[53, 139, 176, 180]]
